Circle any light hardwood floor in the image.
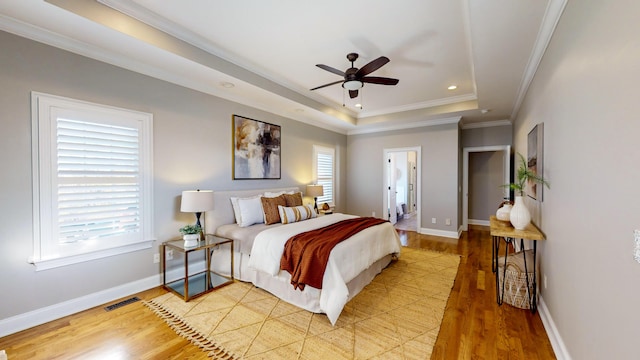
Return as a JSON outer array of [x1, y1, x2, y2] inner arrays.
[[0, 225, 556, 359]]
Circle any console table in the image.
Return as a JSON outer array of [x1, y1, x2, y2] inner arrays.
[[489, 216, 545, 313]]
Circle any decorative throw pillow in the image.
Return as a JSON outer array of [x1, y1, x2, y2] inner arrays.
[[236, 196, 265, 227], [261, 195, 287, 225], [282, 192, 303, 207], [278, 204, 317, 224]]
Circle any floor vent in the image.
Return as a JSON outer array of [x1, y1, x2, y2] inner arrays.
[[104, 296, 140, 312]]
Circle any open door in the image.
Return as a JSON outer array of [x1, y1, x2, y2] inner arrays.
[[387, 154, 397, 224], [383, 147, 421, 231]]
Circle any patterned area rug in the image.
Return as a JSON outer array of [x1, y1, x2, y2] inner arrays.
[[145, 247, 460, 359]]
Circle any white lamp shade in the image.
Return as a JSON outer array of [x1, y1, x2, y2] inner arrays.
[[180, 190, 214, 212], [306, 184, 324, 197]]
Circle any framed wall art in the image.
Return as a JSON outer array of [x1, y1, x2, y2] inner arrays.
[[527, 123, 544, 201], [232, 114, 281, 180]]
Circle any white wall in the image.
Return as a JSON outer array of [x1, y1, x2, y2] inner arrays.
[[513, 1, 640, 358], [0, 30, 346, 324]]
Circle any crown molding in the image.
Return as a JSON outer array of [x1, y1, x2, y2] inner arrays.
[[510, 0, 568, 121], [460, 119, 511, 130], [358, 93, 477, 119], [348, 116, 461, 135]]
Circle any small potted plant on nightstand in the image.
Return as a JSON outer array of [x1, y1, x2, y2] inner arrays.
[[179, 224, 202, 247]]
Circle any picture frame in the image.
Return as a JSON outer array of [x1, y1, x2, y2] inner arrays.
[[527, 123, 544, 201], [232, 114, 281, 180]]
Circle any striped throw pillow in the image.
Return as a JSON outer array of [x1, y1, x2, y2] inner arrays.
[[278, 204, 317, 224]]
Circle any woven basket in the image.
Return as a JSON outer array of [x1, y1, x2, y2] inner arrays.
[[498, 249, 537, 309]]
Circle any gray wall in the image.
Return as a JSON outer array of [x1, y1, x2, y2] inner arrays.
[[513, 1, 640, 358], [346, 124, 459, 234], [0, 30, 346, 320], [461, 124, 512, 148]]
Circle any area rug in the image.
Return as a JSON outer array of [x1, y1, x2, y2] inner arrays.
[[144, 247, 460, 359]]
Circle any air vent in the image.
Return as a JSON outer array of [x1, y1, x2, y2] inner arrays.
[[104, 296, 140, 312]]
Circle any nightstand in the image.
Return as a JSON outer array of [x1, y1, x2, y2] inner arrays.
[[162, 234, 234, 301]]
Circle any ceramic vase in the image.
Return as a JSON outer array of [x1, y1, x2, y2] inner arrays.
[[509, 196, 530, 230], [496, 203, 512, 221], [183, 233, 200, 247]]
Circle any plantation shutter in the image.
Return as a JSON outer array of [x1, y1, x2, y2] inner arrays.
[[56, 118, 142, 243], [315, 149, 334, 206]]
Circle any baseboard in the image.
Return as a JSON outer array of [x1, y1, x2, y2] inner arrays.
[[469, 219, 490, 226], [0, 275, 161, 337], [419, 227, 460, 239], [538, 296, 572, 360], [0, 259, 212, 337]]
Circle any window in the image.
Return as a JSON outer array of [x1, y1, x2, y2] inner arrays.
[[313, 145, 335, 207], [31, 92, 153, 270]]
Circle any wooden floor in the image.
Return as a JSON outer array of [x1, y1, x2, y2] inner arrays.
[[0, 225, 556, 359]]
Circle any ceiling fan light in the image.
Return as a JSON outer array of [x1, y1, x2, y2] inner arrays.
[[343, 80, 363, 90]]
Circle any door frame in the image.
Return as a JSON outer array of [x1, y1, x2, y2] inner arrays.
[[462, 145, 511, 231], [383, 146, 421, 231]]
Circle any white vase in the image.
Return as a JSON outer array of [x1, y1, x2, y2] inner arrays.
[[496, 203, 512, 221], [183, 233, 200, 247], [509, 196, 531, 230]]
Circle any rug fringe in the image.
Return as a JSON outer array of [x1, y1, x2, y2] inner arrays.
[[143, 299, 237, 359]]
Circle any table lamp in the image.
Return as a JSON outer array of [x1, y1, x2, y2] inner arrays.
[[306, 184, 324, 213], [180, 189, 214, 232]]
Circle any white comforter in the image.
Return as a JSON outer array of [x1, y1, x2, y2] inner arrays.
[[247, 213, 401, 325]]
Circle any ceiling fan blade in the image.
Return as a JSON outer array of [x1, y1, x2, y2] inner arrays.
[[355, 56, 390, 77], [349, 89, 359, 99], [362, 76, 399, 85], [310, 80, 344, 91], [316, 64, 345, 77]]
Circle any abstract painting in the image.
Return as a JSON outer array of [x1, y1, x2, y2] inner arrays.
[[527, 123, 544, 201], [233, 115, 281, 179]]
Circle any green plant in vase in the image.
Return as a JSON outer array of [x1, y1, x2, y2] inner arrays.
[[503, 152, 550, 229], [179, 224, 202, 247]]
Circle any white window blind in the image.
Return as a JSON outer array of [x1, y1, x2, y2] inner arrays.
[[57, 118, 141, 243], [313, 145, 335, 206], [31, 92, 153, 270]]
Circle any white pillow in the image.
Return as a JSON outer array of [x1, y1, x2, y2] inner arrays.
[[278, 204, 317, 224], [237, 196, 265, 227], [229, 196, 243, 224]]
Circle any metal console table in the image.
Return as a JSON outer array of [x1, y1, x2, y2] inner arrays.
[[490, 216, 545, 313]]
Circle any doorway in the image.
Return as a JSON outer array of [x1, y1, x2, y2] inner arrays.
[[462, 145, 510, 231], [383, 147, 421, 232]]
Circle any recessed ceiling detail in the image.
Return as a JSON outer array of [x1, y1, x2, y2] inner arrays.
[[1, 0, 568, 134]]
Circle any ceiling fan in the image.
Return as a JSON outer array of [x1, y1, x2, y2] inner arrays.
[[310, 53, 399, 99]]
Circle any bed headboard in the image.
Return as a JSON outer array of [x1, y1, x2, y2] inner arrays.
[[203, 187, 300, 234]]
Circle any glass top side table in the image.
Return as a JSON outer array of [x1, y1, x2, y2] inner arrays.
[[162, 234, 234, 301]]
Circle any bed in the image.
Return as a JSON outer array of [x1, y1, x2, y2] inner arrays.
[[205, 187, 401, 325]]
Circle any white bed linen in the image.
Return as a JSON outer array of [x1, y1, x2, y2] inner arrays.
[[247, 213, 401, 325]]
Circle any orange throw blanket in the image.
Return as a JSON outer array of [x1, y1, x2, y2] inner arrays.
[[280, 217, 388, 290]]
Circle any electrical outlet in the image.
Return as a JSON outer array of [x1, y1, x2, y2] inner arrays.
[[153, 253, 160, 263], [372, 211, 376, 217], [445, 218, 451, 226], [166, 249, 174, 261], [431, 218, 436, 224]]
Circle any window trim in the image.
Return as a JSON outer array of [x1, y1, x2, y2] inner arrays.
[[312, 145, 335, 207], [30, 92, 154, 271]]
